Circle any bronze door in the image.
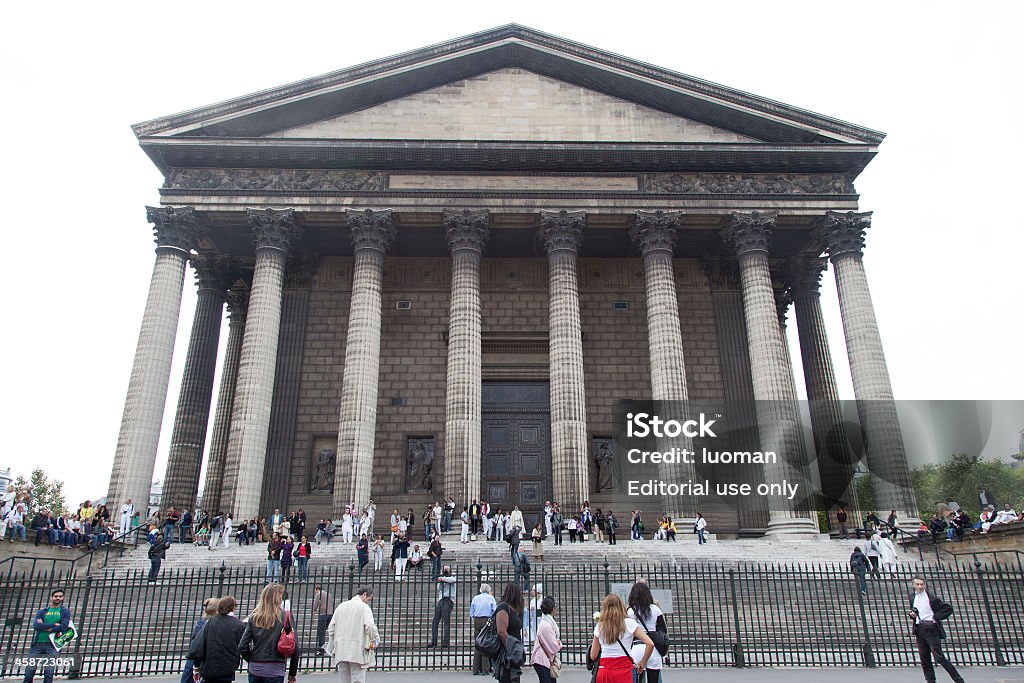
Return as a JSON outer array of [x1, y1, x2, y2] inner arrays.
[[481, 383, 551, 525]]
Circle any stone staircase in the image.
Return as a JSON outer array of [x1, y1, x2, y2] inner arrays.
[[101, 529, 919, 573]]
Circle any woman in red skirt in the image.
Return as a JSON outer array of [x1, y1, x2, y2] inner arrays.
[[589, 593, 654, 683]]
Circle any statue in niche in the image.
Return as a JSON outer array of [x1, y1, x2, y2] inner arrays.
[[595, 440, 616, 492], [408, 439, 434, 492], [311, 448, 335, 493]]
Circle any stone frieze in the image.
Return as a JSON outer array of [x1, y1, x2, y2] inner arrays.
[[164, 168, 388, 192], [640, 173, 853, 194]]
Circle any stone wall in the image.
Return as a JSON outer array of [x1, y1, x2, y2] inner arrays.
[[283, 255, 730, 522]]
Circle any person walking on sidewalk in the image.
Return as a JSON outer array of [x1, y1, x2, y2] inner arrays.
[[180, 597, 218, 683], [22, 589, 72, 683], [313, 585, 334, 655], [428, 565, 457, 647], [239, 584, 301, 683], [470, 584, 497, 675], [148, 533, 171, 585], [909, 575, 965, 683], [530, 596, 562, 683], [325, 586, 379, 683]]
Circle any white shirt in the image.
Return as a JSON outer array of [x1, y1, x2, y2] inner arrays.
[[913, 592, 934, 624], [628, 606, 663, 669], [695, 517, 707, 530], [594, 618, 638, 658], [995, 509, 1017, 524]]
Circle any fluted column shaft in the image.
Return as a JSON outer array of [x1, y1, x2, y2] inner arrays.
[[540, 211, 590, 512], [202, 291, 247, 514], [787, 258, 860, 527], [107, 207, 200, 515], [822, 211, 918, 525], [443, 210, 488, 506], [161, 257, 231, 513], [632, 211, 693, 518], [333, 210, 396, 514], [723, 212, 817, 537], [226, 209, 302, 519]]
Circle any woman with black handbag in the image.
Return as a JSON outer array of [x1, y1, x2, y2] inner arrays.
[[627, 583, 668, 682], [493, 583, 525, 683]]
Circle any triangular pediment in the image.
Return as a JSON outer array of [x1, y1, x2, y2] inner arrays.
[[265, 68, 759, 143]]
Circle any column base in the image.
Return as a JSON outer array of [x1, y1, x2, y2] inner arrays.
[[764, 516, 821, 540]]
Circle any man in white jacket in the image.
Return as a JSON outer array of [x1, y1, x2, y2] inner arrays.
[[119, 500, 135, 536], [326, 586, 380, 683]]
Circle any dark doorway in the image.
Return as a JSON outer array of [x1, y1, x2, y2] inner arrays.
[[481, 382, 551, 528]]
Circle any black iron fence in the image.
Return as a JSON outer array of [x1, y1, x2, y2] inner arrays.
[[1, 559, 1021, 678]]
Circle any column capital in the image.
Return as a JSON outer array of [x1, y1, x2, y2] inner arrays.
[[247, 208, 303, 255], [225, 287, 250, 321], [443, 209, 490, 254], [345, 208, 397, 254], [700, 257, 741, 291], [190, 254, 237, 293], [774, 285, 793, 328], [146, 205, 201, 253], [538, 210, 586, 255], [284, 255, 320, 289], [783, 256, 828, 296], [721, 210, 777, 257], [820, 210, 872, 258], [631, 210, 681, 256]]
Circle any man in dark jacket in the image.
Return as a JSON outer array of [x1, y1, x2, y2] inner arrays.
[[148, 533, 171, 585], [551, 507, 564, 546], [187, 597, 245, 683], [909, 576, 964, 683]]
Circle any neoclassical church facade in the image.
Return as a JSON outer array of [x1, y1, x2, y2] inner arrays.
[[107, 25, 917, 537]]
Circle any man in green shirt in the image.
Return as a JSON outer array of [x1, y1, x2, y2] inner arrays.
[[24, 589, 72, 683]]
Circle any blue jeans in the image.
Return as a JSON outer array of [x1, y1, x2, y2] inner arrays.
[[425, 522, 431, 541], [33, 528, 57, 546], [23, 641, 58, 683], [248, 675, 283, 683], [179, 525, 188, 544], [297, 556, 308, 579], [855, 570, 867, 594], [149, 558, 162, 582], [697, 528, 706, 544], [10, 524, 27, 541], [180, 659, 195, 683], [266, 559, 281, 582], [164, 524, 175, 541]]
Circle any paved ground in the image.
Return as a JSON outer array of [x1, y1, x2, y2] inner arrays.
[[69, 667, 1024, 683]]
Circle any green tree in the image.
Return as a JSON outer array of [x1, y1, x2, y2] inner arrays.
[[15, 469, 69, 517]]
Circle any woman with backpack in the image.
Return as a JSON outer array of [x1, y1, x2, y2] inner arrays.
[[239, 583, 300, 683], [627, 583, 667, 683]]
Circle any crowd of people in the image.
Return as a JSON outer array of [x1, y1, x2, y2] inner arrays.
[[20, 572, 971, 683]]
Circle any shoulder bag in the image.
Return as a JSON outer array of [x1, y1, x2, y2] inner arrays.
[[277, 612, 296, 657], [637, 612, 669, 656], [535, 623, 561, 678], [474, 608, 502, 657]]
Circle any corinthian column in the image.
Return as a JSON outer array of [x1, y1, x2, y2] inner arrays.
[[161, 256, 234, 513], [202, 287, 247, 514], [333, 209, 396, 514], [443, 209, 489, 507], [107, 206, 200, 515], [820, 211, 919, 525], [784, 257, 860, 527], [225, 209, 302, 519], [721, 211, 817, 537], [631, 210, 694, 518], [539, 210, 590, 512]]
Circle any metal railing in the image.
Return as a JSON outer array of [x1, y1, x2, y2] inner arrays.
[[0, 557, 1021, 678], [0, 527, 143, 579]]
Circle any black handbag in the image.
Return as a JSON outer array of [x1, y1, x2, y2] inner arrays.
[[638, 613, 669, 656], [475, 615, 501, 657]]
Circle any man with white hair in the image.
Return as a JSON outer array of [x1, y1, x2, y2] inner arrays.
[[469, 583, 497, 675], [326, 586, 379, 683]]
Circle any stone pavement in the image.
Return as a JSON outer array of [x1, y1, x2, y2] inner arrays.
[[73, 668, 1024, 683]]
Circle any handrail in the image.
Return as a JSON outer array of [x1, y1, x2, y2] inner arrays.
[[948, 548, 1024, 574], [0, 525, 143, 578], [889, 526, 960, 564]]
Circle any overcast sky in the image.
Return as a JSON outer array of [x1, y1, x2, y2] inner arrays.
[[1, 1, 1021, 508]]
